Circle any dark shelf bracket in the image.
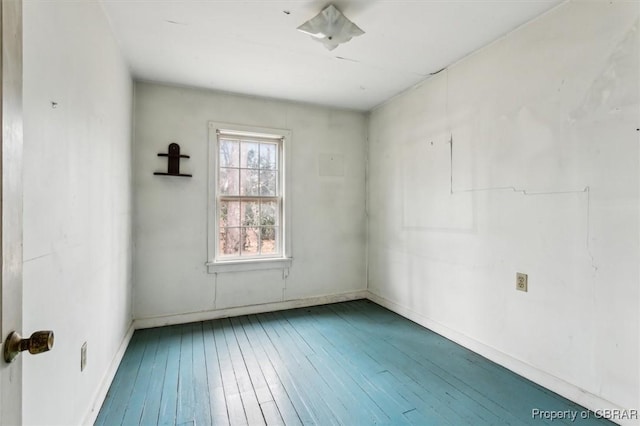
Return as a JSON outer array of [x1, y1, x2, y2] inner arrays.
[[154, 142, 192, 177]]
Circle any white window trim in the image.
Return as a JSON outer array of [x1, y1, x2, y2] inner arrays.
[[207, 121, 292, 273]]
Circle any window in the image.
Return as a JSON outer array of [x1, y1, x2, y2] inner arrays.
[[207, 123, 292, 273]]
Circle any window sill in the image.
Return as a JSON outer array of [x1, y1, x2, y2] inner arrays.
[[206, 257, 292, 274]]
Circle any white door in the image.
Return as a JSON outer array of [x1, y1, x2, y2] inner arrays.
[[0, 0, 23, 424]]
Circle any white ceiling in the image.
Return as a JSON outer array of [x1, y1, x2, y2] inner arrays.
[[101, 0, 563, 111]]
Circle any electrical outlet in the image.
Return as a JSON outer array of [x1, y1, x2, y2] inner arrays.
[[81, 342, 87, 372], [516, 273, 528, 292]]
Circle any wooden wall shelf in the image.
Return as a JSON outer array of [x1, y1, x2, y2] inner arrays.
[[154, 142, 192, 177]]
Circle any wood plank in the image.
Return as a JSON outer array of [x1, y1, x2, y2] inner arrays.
[[176, 324, 196, 425], [157, 325, 182, 426], [259, 400, 285, 426], [213, 320, 248, 426], [257, 312, 346, 425], [331, 301, 602, 426], [375, 370, 455, 426], [248, 313, 330, 424], [222, 318, 266, 426], [203, 320, 230, 425], [322, 303, 501, 425], [272, 309, 392, 424], [229, 317, 271, 405], [229, 317, 287, 424], [121, 328, 162, 425], [95, 332, 148, 426], [348, 302, 574, 425], [250, 312, 338, 424], [191, 323, 213, 426], [239, 315, 309, 425], [302, 304, 448, 424], [139, 327, 172, 425]]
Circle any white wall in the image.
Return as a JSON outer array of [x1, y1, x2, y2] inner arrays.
[[22, 1, 133, 425], [132, 82, 367, 321], [368, 0, 638, 414]]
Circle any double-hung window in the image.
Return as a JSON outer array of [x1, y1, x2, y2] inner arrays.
[[208, 123, 291, 272]]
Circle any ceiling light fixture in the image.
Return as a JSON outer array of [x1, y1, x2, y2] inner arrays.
[[297, 4, 364, 51]]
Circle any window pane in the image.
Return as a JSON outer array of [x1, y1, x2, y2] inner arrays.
[[241, 227, 260, 256], [215, 131, 284, 262], [220, 200, 240, 227], [259, 143, 278, 170], [219, 227, 240, 256], [260, 227, 278, 254], [240, 169, 260, 196], [220, 168, 240, 196], [260, 200, 278, 227], [241, 141, 259, 169], [241, 201, 259, 226], [219, 139, 239, 167], [259, 170, 277, 196]]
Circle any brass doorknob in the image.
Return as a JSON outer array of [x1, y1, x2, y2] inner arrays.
[[3, 330, 54, 363]]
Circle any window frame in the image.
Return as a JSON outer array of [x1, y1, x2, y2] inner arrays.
[[207, 122, 292, 273]]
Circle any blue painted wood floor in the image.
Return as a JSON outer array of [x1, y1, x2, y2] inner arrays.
[[96, 300, 612, 425]]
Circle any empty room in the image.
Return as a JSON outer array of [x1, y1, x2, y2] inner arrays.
[[0, 0, 637, 424]]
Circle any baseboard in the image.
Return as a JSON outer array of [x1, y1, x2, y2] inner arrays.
[[82, 321, 135, 426], [366, 291, 635, 426], [134, 289, 369, 330]]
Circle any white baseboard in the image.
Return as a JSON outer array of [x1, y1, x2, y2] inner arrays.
[[134, 289, 368, 330], [366, 291, 636, 426], [82, 322, 135, 426]]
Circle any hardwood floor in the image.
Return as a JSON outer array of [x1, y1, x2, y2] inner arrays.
[[96, 300, 611, 425]]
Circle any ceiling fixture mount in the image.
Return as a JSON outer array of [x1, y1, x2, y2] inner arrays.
[[297, 4, 364, 51]]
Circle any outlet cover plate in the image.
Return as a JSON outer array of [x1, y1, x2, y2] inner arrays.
[[516, 273, 528, 292]]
